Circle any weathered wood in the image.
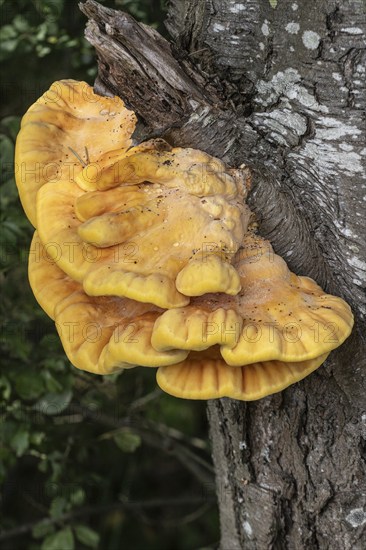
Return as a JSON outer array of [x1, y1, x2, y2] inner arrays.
[[80, 1, 366, 547]]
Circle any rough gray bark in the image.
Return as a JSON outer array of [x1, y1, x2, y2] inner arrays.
[[80, 1, 366, 548]]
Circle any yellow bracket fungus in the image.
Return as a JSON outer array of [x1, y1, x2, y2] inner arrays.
[[16, 80, 354, 401], [29, 233, 188, 374], [151, 233, 354, 364], [156, 348, 330, 401], [15, 80, 136, 226], [34, 140, 251, 308]]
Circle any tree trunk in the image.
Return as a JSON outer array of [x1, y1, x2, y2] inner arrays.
[[80, 1, 366, 547]]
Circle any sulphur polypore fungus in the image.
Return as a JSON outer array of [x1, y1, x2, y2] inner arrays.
[[29, 233, 187, 374], [152, 233, 353, 363], [156, 349, 330, 401], [16, 80, 354, 401], [15, 80, 136, 226], [35, 140, 250, 308]]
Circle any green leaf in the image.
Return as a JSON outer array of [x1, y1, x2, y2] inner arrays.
[[1, 220, 24, 237], [0, 376, 11, 400], [36, 0, 64, 19], [0, 177, 19, 207], [113, 430, 141, 453], [35, 390, 72, 415], [32, 520, 55, 539], [12, 15, 30, 33], [269, 0, 278, 7], [38, 459, 48, 473], [0, 116, 21, 140], [10, 427, 30, 457], [0, 25, 17, 40], [42, 370, 63, 393], [14, 370, 45, 400], [0, 134, 14, 165], [30, 431, 45, 445], [36, 45, 51, 57], [49, 496, 67, 519], [41, 527, 74, 550], [0, 39, 18, 54], [75, 525, 100, 549], [36, 22, 48, 41], [69, 488, 85, 507]]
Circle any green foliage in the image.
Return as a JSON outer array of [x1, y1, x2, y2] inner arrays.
[[41, 527, 74, 550], [75, 525, 100, 548], [112, 430, 142, 453], [0, 0, 90, 61], [0, 1, 218, 548]]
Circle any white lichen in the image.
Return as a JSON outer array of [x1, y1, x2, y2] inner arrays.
[[286, 22, 300, 34], [256, 68, 300, 104], [261, 446, 271, 460], [253, 108, 307, 143], [339, 143, 354, 152], [261, 21, 270, 36], [332, 72, 342, 81], [299, 141, 364, 177], [255, 68, 328, 113], [341, 27, 364, 35], [302, 30, 321, 50], [341, 227, 357, 239], [242, 520, 253, 537], [229, 3, 245, 13], [286, 83, 328, 113], [213, 22, 225, 32], [345, 508, 366, 528], [348, 256, 366, 272], [316, 117, 362, 141], [292, 2, 298, 10]]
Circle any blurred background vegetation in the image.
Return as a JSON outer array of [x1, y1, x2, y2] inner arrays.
[[0, 1, 219, 548]]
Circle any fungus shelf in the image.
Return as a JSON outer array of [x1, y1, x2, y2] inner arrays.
[[15, 80, 354, 401]]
